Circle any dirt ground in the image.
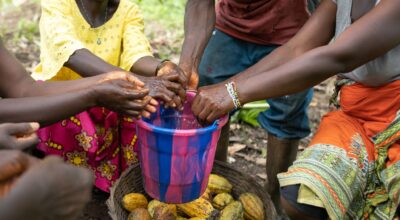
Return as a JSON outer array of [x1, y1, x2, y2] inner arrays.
[[1, 2, 335, 219]]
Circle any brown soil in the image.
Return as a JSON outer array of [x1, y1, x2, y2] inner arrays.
[[1, 2, 335, 219]]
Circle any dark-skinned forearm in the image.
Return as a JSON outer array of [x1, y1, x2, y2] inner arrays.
[[232, 0, 337, 84], [0, 89, 95, 126], [0, 46, 102, 98], [231, 45, 301, 84], [64, 49, 121, 77], [15, 76, 100, 98], [238, 0, 400, 104], [66, 49, 158, 78], [179, 0, 215, 74], [130, 56, 159, 77], [237, 46, 345, 104]]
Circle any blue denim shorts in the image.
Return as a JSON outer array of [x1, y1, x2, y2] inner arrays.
[[199, 29, 312, 139]]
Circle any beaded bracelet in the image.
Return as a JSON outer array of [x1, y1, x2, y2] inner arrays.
[[155, 59, 171, 76], [225, 81, 242, 109]]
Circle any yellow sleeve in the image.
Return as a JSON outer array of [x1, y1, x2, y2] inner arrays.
[[33, 0, 85, 80], [120, 3, 153, 71]]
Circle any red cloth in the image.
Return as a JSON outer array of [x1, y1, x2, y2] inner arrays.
[[216, 0, 310, 45]]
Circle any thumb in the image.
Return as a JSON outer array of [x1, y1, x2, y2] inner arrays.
[[14, 133, 39, 150], [188, 73, 199, 90], [6, 123, 40, 136], [126, 74, 145, 88]]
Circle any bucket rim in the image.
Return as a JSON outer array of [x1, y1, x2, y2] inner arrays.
[[136, 114, 228, 136]]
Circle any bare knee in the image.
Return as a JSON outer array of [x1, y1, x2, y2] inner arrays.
[[280, 196, 326, 220]]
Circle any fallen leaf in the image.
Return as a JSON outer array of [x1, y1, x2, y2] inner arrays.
[[227, 156, 236, 164], [235, 152, 253, 161], [255, 158, 266, 166], [261, 148, 267, 157], [229, 136, 243, 143], [257, 173, 267, 180], [228, 143, 246, 156]]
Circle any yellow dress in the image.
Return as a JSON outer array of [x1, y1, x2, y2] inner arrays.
[[33, 0, 153, 81], [34, 0, 152, 192]]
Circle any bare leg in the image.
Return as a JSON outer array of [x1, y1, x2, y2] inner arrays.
[[266, 133, 299, 215], [280, 196, 323, 220]]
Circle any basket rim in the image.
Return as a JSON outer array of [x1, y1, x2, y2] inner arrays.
[[107, 161, 277, 220]]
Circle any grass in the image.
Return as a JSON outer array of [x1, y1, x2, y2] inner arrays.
[[134, 0, 186, 60], [135, 0, 185, 30], [14, 18, 39, 41]]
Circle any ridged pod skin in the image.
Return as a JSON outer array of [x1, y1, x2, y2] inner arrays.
[[217, 201, 244, 220], [147, 200, 177, 218], [201, 187, 213, 202], [127, 208, 151, 220], [239, 193, 265, 220], [122, 193, 148, 212], [153, 204, 178, 220], [177, 197, 214, 218], [208, 174, 233, 194], [212, 193, 234, 210]]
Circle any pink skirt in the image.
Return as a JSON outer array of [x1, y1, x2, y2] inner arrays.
[[36, 107, 139, 192]]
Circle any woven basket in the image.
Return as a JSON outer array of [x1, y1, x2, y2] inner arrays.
[[107, 161, 277, 220]]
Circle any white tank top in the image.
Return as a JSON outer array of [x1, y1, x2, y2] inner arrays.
[[333, 0, 400, 86]]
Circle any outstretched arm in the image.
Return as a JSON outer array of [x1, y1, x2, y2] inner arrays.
[[231, 0, 336, 85], [0, 41, 153, 125], [238, 0, 400, 103], [0, 41, 101, 98], [193, 0, 400, 123], [179, 0, 216, 89]]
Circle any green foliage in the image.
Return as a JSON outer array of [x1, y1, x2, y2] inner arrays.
[[14, 19, 39, 41], [133, 0, 186, 59], [134, 0, 185, 29], [0, 0, 13, 8], [231, 101, 270, 127]]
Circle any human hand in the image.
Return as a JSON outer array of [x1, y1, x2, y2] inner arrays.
[[0, 122, 39, 150], [179, 64, 199, 90], [93, 71, 158, 118], [187, 70, 199, 90], [156, 60, 188, 89], [140, 76, 186, 110], [192, 83, 234, 124], [0, 150, 39, 198], [0, 156, 93, 220]]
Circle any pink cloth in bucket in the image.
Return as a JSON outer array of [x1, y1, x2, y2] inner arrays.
[[137, 91, 228, 203]]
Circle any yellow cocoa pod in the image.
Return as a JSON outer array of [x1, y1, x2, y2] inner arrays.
[[200, 187, 212, 202], [177, 217, 189, 220], [148, 200, 177, 217], [208, 174, 233, 194], [177, 197, 214, 218], [127, 208, 151, 220], [218, 201, 244, 220], [153, 204, 178, 220], [212, 193, 234, 210], [122, 193, 148, 212], [189, 218, 206, 220], [239, 193, 265, 220]]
